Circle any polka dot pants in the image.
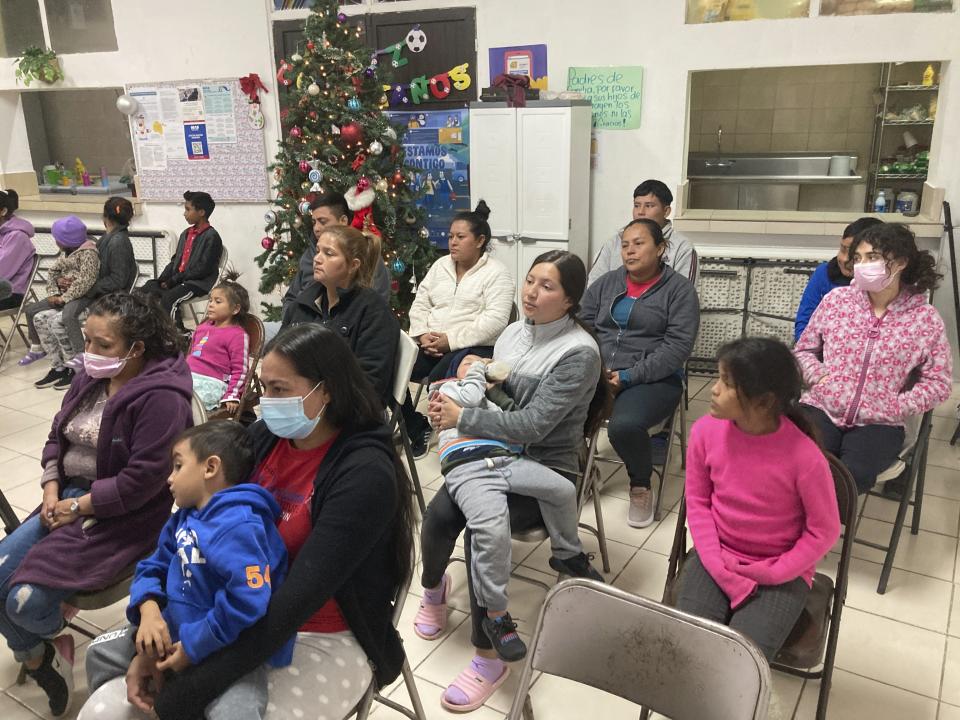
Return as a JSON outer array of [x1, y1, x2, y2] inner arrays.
[[264, 631, 373, 720], [78, 630, 373, 720]]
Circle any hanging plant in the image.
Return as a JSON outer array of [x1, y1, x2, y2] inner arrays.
[[14, 46, 64, 87]]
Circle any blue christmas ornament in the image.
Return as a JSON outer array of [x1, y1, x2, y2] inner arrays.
[[391, 257, 407, 274], [347, 97, 361, 111], [299, 201, 311, 215], [308, 169, 322, 183]]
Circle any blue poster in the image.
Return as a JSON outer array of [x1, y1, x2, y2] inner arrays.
[[184, 122, 210, 160], [385, 109, 470, 250]]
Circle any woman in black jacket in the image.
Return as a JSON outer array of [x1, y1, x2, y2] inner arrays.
[[80, 323, 416, 720], [283, 225, 399, 403]]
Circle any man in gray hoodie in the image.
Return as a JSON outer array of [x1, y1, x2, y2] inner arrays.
[[587, 179, 697, 288]]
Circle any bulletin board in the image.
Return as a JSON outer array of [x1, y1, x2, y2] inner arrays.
[[125, 77, 269, 202]]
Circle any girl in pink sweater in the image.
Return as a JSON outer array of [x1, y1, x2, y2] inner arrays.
[[187, 273, 251, 412], [795, 223, 951, 495], [678, 337, 841, 661]]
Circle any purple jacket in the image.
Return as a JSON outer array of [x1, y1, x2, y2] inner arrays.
[[12, 354, 193, 591], [0, 216, 36, 294]]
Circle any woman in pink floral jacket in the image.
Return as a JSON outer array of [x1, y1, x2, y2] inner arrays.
[[795, 223, 952, 494]]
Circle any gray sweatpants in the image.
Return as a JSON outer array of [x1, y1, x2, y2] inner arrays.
[[445, 455, 583, 612], [82, 625, 268, 720]]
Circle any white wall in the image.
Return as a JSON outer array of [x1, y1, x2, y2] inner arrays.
[[1, 1, 958, 366], [0, 0, 281, 309]]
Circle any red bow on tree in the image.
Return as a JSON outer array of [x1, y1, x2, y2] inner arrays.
[[240, 73, 270, 104]]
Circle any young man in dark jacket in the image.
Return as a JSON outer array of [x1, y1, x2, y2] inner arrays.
[[793, 216, 883, 341], [142, 191, 223, 320]]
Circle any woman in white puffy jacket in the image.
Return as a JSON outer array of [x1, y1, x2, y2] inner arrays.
[[403, 200, 516, 456]]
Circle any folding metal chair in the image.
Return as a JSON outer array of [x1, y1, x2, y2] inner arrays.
[[584, 376, 688, 524], [352, 559, 427, 720], [191, 390, 209, 425], [387, 332, 426, 514], [177, 246, 231, 327], [657, 453, 858, 720], [0, 254, 41, 367], [856, 410, 933, 593], [508, 578, 771, 720]]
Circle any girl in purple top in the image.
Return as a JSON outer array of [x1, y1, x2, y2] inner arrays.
[[0, 291, 192, 717]]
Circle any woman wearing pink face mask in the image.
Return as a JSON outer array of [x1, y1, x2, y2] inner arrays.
[[794, 223, 952, 494], [0, 291, 191, 716]]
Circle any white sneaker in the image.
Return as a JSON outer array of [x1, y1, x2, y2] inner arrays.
[[628, 487, 656, 528]]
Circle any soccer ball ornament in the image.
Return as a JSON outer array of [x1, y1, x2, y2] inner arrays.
[[406, 29, 427, 53]]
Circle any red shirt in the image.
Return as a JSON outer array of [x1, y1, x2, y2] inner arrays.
[[626, 272, 661, 298], [178, 221, 209, 273], [256, 434, 349, 633]]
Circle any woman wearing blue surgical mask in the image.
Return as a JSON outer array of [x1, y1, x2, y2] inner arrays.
[[94, 323, 416, 720], [0, 291, 191, 716], [794, 223, 952, 496]]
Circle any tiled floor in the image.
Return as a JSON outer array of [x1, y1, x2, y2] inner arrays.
[[0, 352, 958, 719]]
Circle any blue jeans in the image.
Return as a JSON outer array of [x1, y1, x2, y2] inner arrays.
[[0, 485, 85, 662]]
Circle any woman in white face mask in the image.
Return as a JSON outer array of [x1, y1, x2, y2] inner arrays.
[[0, 291, 192, 717], [794, 223, 952, 495], [98, 323, 418, 720]]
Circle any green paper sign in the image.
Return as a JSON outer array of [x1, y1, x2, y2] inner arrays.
[[567, 66, 643, 130]]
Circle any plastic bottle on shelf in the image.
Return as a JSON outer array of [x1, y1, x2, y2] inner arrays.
[[922, 64, 935, 86], [874, 190, 887, 213]]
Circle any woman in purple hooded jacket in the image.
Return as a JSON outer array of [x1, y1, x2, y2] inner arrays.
[[0, 291, 192, 717]]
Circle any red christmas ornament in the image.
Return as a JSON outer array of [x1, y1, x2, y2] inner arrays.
[[356, 176, 371, 192], [261, 236, 275, 250], [298, 160, 310, 173], [306, 40, 315, 51], [352, 76, 363, 92], [309, 111, 318, 120], [340, 122, 363, 145], [392, 170, 405, 186], [351, 153, 366, 171], [390, 279, 400, 293], [289, 126, 302, 138]]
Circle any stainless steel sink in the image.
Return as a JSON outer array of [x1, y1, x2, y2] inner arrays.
[[688, 152, 861, 183]]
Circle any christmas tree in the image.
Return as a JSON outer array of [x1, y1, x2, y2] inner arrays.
[[258, 0, 438, 322]]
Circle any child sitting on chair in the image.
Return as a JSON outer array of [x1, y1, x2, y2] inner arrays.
[[187, 271, 251, 413], [678, 337, 841, 661], [414, 355, 602, 666], [82, 421, 293, 720], [27, 216, 101, 391]]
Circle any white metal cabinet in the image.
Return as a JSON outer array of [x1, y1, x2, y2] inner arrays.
[[468, 107, 517, 238]]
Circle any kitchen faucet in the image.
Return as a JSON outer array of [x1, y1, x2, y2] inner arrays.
[[717, 125, 723, 155]]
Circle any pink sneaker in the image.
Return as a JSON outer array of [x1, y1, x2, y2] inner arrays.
[[18, 350, 46, 366]]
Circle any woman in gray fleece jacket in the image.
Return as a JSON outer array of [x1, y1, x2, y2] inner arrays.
[[415, 250, 610, 712], [580, 218, 700, 529]]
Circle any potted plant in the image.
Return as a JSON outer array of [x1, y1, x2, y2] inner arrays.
[[14, 46, 64, 86]]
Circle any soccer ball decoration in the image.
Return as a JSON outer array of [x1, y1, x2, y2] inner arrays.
[[406, 28, 427, 53]]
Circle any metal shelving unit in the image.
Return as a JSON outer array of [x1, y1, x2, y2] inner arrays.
[[866, 63, 940, 213]]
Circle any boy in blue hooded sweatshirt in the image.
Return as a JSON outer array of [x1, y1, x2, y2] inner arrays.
[[83, 420, 292, 720]]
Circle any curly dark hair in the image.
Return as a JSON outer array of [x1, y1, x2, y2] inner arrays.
[[850, 223, 941, 294], [87, 291, 182, 359]]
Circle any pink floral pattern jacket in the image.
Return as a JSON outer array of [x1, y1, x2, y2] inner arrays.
[[794, 286, 952, 428]]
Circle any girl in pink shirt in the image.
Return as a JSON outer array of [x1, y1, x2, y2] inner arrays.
[[187, 273, 251, 412], [678, 337, 841, 661]]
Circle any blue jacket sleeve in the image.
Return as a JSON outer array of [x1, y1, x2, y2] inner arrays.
[[176, 520, 280, 665], [794, 264, 829, 342], [127, 513, 181, 625]]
